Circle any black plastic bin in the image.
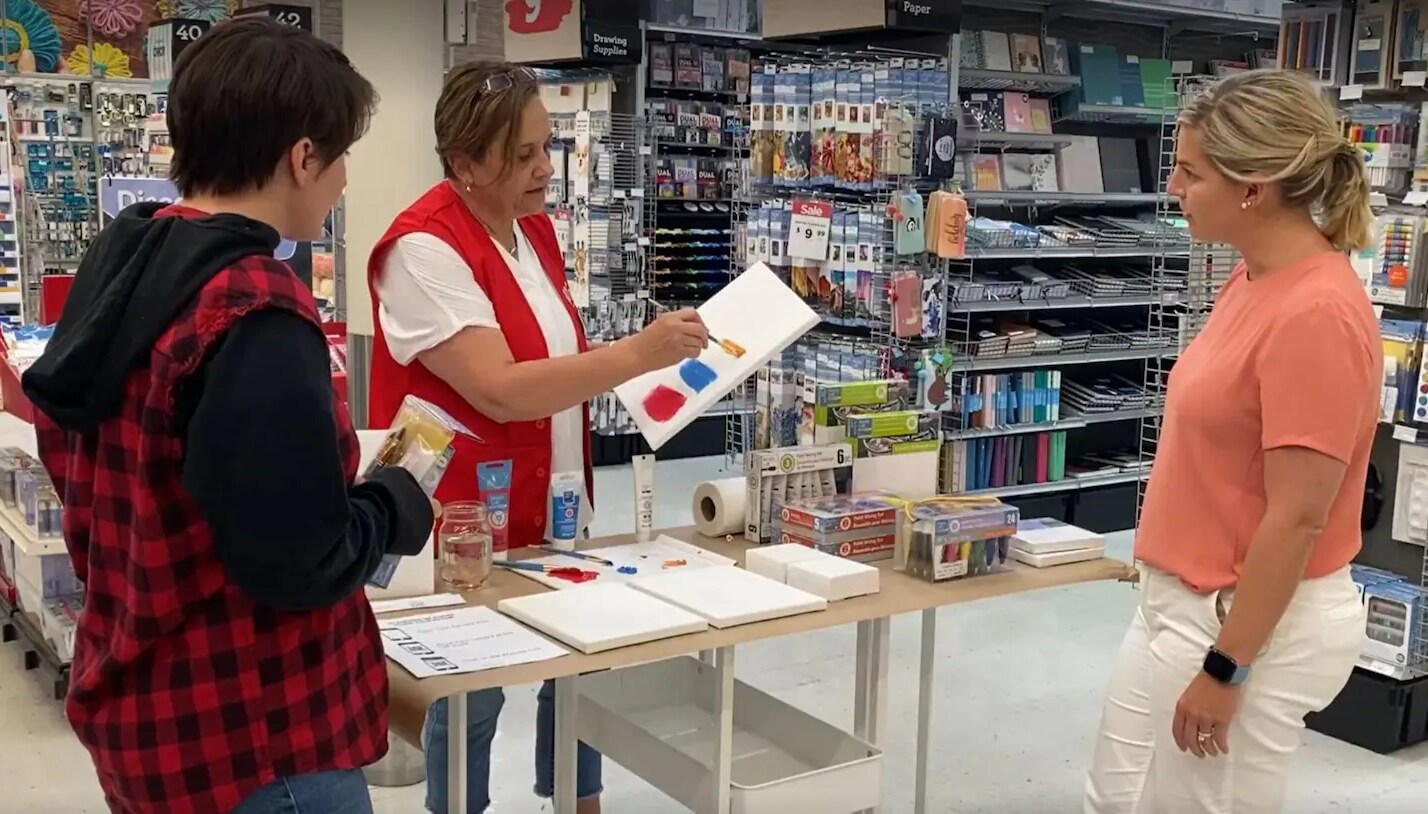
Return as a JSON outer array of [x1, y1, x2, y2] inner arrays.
[[1306, 667, 1428, 754]]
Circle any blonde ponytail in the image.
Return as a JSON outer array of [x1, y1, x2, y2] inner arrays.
[[1178, 69, 1373, 251], [1319, 142, 1374, 251]]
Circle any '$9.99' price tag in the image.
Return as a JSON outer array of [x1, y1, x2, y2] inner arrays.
[[788, 198, 832, 261]]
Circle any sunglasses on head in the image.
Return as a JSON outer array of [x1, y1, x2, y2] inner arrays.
[[480, 67, 539, 94]]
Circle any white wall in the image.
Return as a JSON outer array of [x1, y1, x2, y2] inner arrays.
[[342, 0, 446, 336]]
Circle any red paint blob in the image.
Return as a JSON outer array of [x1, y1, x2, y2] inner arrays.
[[643, 384, 687, 422], [549, 567, 598, 583]]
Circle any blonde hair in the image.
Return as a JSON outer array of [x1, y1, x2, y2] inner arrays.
[[1177, 69, 1372, 251]]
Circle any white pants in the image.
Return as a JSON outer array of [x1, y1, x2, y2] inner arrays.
[[1084, 566, 1365, 814]]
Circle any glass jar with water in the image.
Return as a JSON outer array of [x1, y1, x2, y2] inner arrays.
[[439, 501, 493, 590]]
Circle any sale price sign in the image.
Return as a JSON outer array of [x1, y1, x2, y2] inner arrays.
[[788, 198, 833, 261]]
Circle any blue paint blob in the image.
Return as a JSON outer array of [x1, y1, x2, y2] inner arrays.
[[678, 359, 719, 393], [618, 566, 638, 575]]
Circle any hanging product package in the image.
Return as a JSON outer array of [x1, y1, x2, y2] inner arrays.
[[364, 395, 478, 588]]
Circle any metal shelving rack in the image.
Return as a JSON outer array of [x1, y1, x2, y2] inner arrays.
[[1317, 0, 1428, 689], [4, 74, 157, 323], [942, 82, 1185, 498], [722, 51, 951, 467], [567, 110, 653, 437]]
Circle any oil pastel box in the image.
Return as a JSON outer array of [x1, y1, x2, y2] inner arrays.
[[773, 492, 901, 536], [769, 523, 896, 562]]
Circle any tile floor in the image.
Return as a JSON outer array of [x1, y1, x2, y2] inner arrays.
[[2, 444, 1427, 813]]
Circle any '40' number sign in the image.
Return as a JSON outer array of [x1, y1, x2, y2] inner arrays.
[[788, 198, 833, 261]]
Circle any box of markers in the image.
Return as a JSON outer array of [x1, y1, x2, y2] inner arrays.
[[894, 500, 1020, 583]]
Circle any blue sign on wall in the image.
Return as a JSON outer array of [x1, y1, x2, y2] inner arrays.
[[99, 176, 179, 220], [97, 176, 311, 286]]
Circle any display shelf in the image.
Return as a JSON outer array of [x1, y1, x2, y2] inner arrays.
[[959, 68, 1081, 94], [964, 0, 1280, 36], [1357, 653, 1428, 682], [964, 190, 1167, 206], [943, 407, 1162, 441], [1078, 405, 1164, 426], [944, 416, 1088, 440], [966, 245, 1189, 260], [958, 469, 1148, 499], [646, 83, 746, 100], [952, 293, 1177, 313], [0, 502, 64, 557], [958, 129, 1076, 151], [950, 345, 1175, 373], [1054, 101, 1175, 125]]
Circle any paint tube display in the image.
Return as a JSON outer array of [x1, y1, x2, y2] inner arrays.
[[477, 460, 513, 562], [633, 454, 655, 542], [546, 471, 584, 551], [364, 395, 477, 588]]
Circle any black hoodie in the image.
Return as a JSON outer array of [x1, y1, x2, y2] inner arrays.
[[22, 204, 433, 610]]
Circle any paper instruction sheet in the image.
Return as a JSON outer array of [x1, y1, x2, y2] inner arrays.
[[379, 606, 567, 679]]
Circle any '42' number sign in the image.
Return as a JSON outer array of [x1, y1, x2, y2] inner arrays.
[[788, 198, 833, 261], [236, 4, 314, 33]]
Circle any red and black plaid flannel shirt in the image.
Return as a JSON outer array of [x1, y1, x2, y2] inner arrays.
[[35, 256, 388, 814]]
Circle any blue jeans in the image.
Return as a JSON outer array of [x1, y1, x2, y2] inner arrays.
[[231, 769, 373, 814], [423, 680, 602, 813]]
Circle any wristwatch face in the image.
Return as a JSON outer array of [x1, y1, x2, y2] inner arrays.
[[1203, 648, 1247, 685]]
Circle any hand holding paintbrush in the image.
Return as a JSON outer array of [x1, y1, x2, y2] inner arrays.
[[646, 300, 746, 358]]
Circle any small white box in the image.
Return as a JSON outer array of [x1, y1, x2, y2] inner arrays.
[[785, 556, 879, 601], [1010, 545, 1104, 569], [744, 543, 821, 583]]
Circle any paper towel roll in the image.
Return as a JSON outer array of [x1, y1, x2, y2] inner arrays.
[[692, 478, 746, 537]]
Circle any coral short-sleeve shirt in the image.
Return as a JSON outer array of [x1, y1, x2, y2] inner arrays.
[[1135, 252, 1381, 593]]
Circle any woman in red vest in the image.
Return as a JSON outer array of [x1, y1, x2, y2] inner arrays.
[[367, 62, 707, 814]]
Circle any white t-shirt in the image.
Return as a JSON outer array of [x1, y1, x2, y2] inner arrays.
[[375, 222, 591, 528]]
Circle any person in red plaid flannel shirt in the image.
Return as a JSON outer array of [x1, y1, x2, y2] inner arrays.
[[18, 18, 435, 814]]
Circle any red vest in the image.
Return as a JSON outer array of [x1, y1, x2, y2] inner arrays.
[[368, 181, 593, 550]]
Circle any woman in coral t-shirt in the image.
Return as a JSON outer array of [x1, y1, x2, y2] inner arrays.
[[1084, 70, 1381, 814]]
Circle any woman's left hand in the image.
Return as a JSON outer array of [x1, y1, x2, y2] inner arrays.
[[1173, 672, 1240, 758]]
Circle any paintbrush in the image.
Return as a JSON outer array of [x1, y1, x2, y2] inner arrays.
[[647, 300, 746, 358], [537, 546, 615, 567], [494, 560, 595, 578]]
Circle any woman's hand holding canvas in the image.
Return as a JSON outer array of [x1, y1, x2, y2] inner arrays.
[[614, 263, 820, 450]]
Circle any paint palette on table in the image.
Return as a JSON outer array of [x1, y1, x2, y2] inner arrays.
[[615, 262, 820, 450], [507, 536, 736, 591]]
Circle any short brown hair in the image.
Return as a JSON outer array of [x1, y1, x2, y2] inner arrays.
[[168, 17, 376, 197], [436, 61, 540, 180]]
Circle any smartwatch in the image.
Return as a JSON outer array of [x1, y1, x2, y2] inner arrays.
[[1202, 647, 1251, 686]]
